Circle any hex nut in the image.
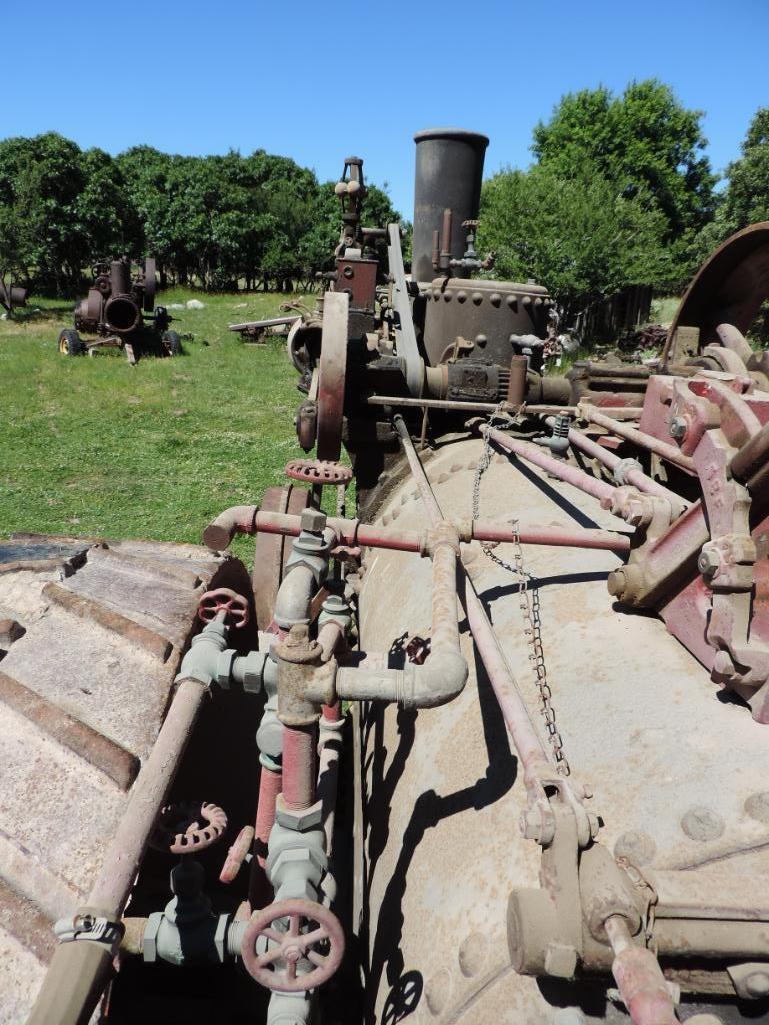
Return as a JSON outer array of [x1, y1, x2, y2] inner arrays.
[[274, 878, 318, 902], [274, 796, 323, 832], [216, 649, 236, 689], [213, 914, 229, 964], [142, 912, 163, 964], [300, 507, 326, 533], [266, 846, 326, 883]]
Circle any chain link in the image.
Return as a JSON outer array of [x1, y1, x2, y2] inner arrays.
[[472, 412, 571, 776]]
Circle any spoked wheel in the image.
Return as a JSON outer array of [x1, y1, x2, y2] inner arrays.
[[58, 329, 84, 356], [240, 898, 345, 993]]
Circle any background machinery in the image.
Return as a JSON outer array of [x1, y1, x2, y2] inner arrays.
[[57, 257, 180, 362]]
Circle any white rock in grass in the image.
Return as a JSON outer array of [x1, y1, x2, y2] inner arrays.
[[186, 299, 206, 309], [168, 303, 185, 310]]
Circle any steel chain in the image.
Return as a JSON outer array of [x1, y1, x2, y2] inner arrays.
[[472, 411, 571, 776]]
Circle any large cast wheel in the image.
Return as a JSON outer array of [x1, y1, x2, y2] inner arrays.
[[663, 221, 769, 364]]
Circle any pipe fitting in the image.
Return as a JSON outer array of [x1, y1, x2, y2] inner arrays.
[[203, 504, 258, 551], [275, 625, 336, 726], [175, 617, 230, 687], [426, 519, 461, 557], [274, 564, 316, 630]]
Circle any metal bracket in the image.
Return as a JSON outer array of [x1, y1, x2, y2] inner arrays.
[[54, 911, 124, 950]]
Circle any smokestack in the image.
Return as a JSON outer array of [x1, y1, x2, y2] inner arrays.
[[412, 128, 489, 284]]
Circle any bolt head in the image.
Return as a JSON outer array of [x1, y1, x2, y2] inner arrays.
[[607, 569, 626, 598], [698, 549, 720, 576], [745, 971, 769, 997], [300, 507, 327, 533], [669, 415, 688, 440]]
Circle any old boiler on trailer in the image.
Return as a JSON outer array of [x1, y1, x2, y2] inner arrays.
[[2, 130, 769, 1025]]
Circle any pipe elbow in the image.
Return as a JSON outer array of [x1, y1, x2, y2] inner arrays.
[[273, 564, 316, 630], [203, 505, 258, 551], [406, 648, 468, 708]]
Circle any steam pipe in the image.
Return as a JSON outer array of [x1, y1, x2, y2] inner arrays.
[[273, 564, 317, 629], [317, 621, 345, 662], [205, 507, 629, 555], [282, 724, 317, 811], [391, 418, 556, 784], [336, 531, 468, 709], [251, 767, 281, 909], [26, 678, 209, 1025]]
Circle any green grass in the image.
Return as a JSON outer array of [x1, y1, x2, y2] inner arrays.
[[0, 289, 313, 560]]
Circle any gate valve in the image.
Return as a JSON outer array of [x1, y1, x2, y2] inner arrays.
[[150, 800, 228, 856], [240, 897, 345, 992], [219, 824, 255, 884], [198, 588, 250, 628]]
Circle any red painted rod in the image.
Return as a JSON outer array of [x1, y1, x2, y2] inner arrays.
[[582, 404, 696, 473], [282, 723, 317, 812], [566, 424, 689, 510], [206, 507, 630, 555], [484, 425, 616, 504]]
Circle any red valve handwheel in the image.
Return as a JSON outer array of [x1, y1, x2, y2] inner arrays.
[[241, 897, 345, 993], [150, 800, 228, 855], [198, 587, 250, 628], [285, 458, 353, 486]]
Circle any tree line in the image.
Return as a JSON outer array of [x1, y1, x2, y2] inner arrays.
[[1, 82, 767, 318], [478, 80, 769, 326], [0, 136, 400, 295]]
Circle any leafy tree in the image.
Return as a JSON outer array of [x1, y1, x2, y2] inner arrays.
[[0, 133, 89, 292], [75, 148, 142, 263], [533, 80, 717, 242], [722, 107, 769, 229], [0, 133, 405, 294], [479, 163, 675, 323]]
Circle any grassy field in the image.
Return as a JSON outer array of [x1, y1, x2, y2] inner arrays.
[[0, 289, 310, 559]]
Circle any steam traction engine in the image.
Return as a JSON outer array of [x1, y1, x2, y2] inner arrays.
[[58, 257, 179, 362], [3, 131, 769, 1025]]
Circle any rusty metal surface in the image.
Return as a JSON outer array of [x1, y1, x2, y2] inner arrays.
[[663, 222, 769, 362], [0, 535, 224, 1023], [355, 438, 769, 1024]]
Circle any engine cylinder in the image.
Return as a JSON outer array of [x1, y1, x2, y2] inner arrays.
[[412, 129, 489, 285], [104, 294, 141, 333]]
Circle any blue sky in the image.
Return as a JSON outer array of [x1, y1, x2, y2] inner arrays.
[[4, 0, 768, 217]]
